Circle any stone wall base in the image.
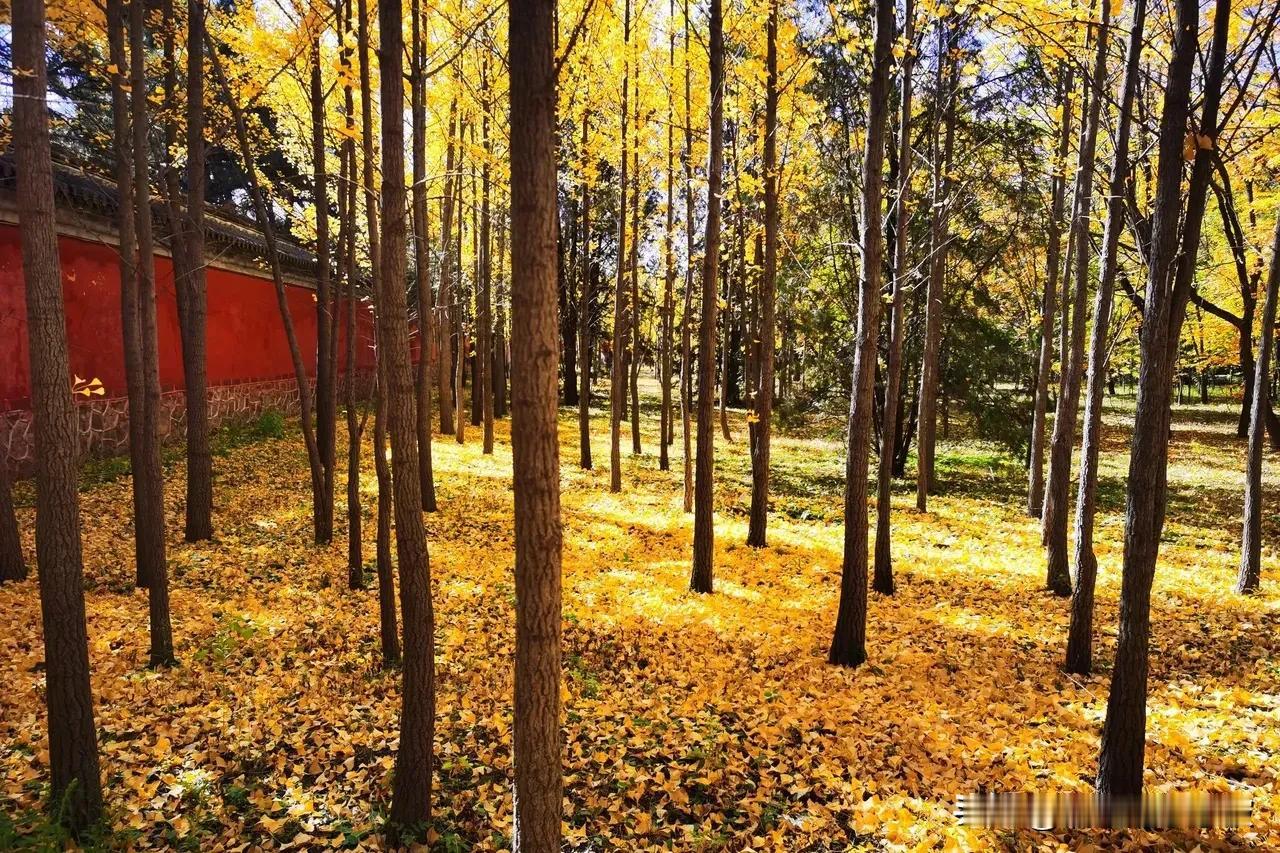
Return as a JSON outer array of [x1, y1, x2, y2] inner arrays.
[[1, 373, 375, 478]]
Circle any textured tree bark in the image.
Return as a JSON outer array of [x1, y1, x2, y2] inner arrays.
[[173, 0, 213, 542], [312, 40, 338, 546], [691, 0, 724, 594], [830, 0, 893, 667], [610, 0, 632, 493], [379, 0, 436, 835], [127, 0, 176, 666], [438, 102, 459, 436], [410, 0, 436, 511], [14, 0, 104, 826], [1067, 0, 1144, 675], [0, 465, 26, 583], [914, 20, 957, 512], [1043, 0, 1110, 598], [1239, 211, 1280, 593], [1027, 63, 1074, 519], [871, 0, 913, 586], [747, 0, 780, 550], [579, 115, 595, 470], [509, 0, 564, 844], [1097, 0, 1202, 798], [681, 0, 696, 514]]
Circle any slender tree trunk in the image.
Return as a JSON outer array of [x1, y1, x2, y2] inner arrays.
[[629, 90, 643, 457], [0, 465, 26, 582], [691, 0, 724, 594], [1096, 0, 1203, 797], [1027, 64, 1074, 518], [338, 46, 365, 588], [480, 64, 496, 455], [496, 217, 509, 419], [1044, 1, 1111, 597], [872, 0, 913, 586], [915, 19, 957, 511], [610, 0, 632, 492], [14, 0, 104, 825], [177, 0, 212, 541], [1067, 0, 1143, 674], [378, 0, 436, 833], [1239, 211, 1280, 593], [747, 0, 780, 549], [681, 0, 695, 514], [410, 0, 436, 511], [438, 102, 459, 436], [127, 0, 176, 666], [661, 23, 676, 473], [830, 0, 893, 666], [209, 46, 326, 545], [578, 114, 595, 469], [312, 39, 338, 545], [509, 0, 564, 844], [719, 139, 735, 444], [374, 360, 399, 663]]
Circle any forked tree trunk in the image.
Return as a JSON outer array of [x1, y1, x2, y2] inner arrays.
[[508, 0, 564, 844], [14, 0, 104, 826], [1097, 0, 1209, 797], [1027, 65, 1073, 518], [1043, 0, 1110, 598], [1239, 211, 1280, 593], [378, 0, 436, 834], [610, 0, 632, 493], [1066, 0, 1143, 674], [747, 0, 780, 549], [830, 0, 893, 666], [691, 0, 724, 594]]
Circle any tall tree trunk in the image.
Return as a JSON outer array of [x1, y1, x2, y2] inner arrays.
[[629, 89, 643, 457], [872, 0, 913, 588], [126, 0, 176, 666], [830, 0, 893, 666], [691, 0, 724, 594], [914, 19, 957, 511], [1027, 63, 1074, 518], [610, 0, 632, 493], [1239, 210, 1280, 593], [438, 101, 459, 436], [338, 35, 365, 588], [378, 0, 436, 833], [661, 22, 676, 474], [509, 0, 564, 844], [176, 0, 212, 541], [480, 63, 496, 455], [14, 0, 104, 826], [579, 114, 595, 469], [1043, 0, 1110, 597], [0, 464, 25, 582], [1066, 0, 1143, 674], [1096, 0, 1205, 797], [410, 0, 436, 511], [496, 215, 509, 419], [312, 38, 338, 545], [747, 0, 780, 549], [681, 0, 696, 513]]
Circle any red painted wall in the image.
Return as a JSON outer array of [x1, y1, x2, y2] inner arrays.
[[0, 223, 378, 411]]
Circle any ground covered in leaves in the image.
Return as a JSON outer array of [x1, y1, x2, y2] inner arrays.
[[3, 388, 1280, 851]]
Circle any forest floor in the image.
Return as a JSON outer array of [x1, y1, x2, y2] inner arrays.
[[2, 383, 1280, 852]]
